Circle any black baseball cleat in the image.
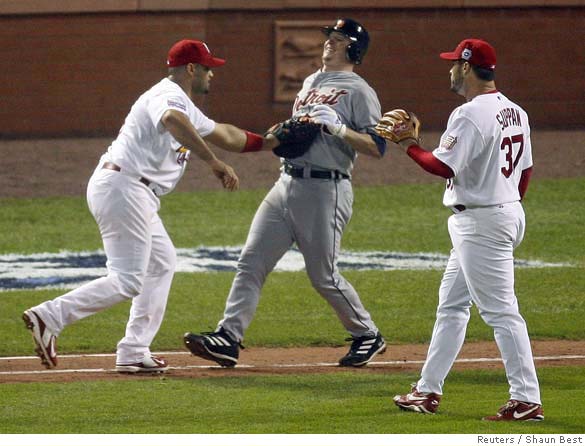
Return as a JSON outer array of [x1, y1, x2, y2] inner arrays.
[[183, 327, 243, 368], [339, 332, 386, 367]]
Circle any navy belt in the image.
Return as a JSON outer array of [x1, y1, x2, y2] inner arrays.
[[102, 162, 153, 189], [453, 204, 466, 212], [284, 163, 349, 180]]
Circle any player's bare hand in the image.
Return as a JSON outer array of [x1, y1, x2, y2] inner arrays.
[[209, 159, 239, 191], [222, 165, 239, 191]]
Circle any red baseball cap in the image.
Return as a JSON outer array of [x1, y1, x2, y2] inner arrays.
[[167, 39, 226, 68], [440, 38, 496, 70]]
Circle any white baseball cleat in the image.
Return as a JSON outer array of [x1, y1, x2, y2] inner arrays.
[[115, 356, 169, 374]]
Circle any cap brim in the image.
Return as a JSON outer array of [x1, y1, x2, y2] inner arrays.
[[202, 57, 226, 68], [439, 51, 460, 60]]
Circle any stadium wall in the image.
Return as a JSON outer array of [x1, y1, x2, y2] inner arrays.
[[0, 1, 583, 137]]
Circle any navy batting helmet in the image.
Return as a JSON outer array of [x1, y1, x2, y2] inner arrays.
[[321, 18, 370, 65]]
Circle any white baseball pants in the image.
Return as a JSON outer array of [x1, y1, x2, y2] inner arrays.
[[417, 201, 541, 404], [31, 168, 176, 364], [218, 173, 379, 343]]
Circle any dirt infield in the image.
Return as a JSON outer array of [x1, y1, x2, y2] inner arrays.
[[2, 340, 584, 384], [0, 130, 583, 198]]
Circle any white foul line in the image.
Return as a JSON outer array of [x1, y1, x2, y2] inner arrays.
[[1, 352, 584, 376]]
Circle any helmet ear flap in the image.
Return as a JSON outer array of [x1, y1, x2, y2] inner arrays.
[[346, 41, 367, 64], [346, 43, 362, 65]]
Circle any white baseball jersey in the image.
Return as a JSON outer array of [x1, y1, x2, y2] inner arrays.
[[104, 77, 216, 195], [417, 90, 541, 404], [433, 91, 533, 207]]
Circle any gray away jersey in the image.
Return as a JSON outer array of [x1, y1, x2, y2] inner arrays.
[[289, 70, 382, 174]]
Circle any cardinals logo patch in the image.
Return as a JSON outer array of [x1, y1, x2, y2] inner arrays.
[[440, 135, 458, 151]]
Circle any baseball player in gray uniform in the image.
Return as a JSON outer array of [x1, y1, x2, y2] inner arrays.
[[184, 18, 388, 368], [376, 39, 542, 421], [23, 39, 277, 373]]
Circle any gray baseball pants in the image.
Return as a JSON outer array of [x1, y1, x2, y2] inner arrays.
[[218, 173, 379, 342]]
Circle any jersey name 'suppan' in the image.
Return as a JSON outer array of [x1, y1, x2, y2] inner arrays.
[[496, 107, 522, 130]]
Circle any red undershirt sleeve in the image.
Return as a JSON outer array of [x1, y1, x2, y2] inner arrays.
[[518, 166, 533, 200], [406, 144, 454, 179]]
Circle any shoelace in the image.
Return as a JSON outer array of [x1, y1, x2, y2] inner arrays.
[[499, 400, 519, 414], [345, 336, 373, 353]]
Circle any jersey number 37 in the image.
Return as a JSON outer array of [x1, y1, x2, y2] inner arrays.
[[500, 134, 524, 178]]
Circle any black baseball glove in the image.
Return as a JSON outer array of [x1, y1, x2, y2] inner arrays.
[[266, 115, 321, 158]]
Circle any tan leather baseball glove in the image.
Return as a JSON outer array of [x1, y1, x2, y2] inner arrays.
[[375, 109, 421, 144]]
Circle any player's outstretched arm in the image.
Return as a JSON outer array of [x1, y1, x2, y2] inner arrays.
[[343, 128, 384, 159], [308, 104, 383, 159], [205, 123, 279, 153], [161, 110, 239, 190]]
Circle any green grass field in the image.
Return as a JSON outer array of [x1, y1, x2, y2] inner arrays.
[[2, 367, 584, 434], [1, 178, 584, 434]]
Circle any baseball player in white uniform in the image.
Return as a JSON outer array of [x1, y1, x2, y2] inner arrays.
[[184, 19, 388, 368], [377, 39, 542, 421], [23, 39, 277, 373]]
